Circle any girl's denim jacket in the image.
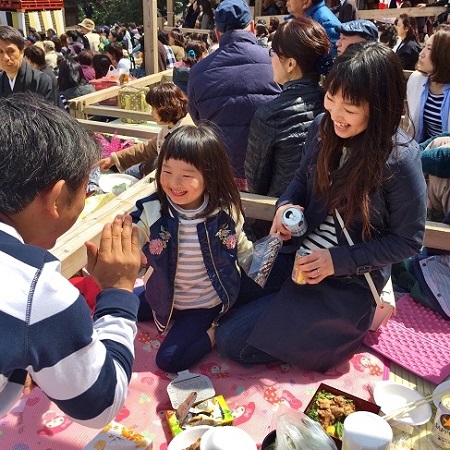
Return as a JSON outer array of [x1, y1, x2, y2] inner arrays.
[[131, 192, 252, 332]]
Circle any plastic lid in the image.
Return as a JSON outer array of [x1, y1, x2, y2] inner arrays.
[[342, 412, 392, 450], [167, 370, 215, 409]]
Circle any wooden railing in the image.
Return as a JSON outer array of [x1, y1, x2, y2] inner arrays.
[[52, 182, 450, 279], [253, 6, 446, 22], [68, 69, 173, 121]]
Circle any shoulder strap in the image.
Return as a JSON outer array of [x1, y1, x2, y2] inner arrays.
[[335, 209, 383, 306]]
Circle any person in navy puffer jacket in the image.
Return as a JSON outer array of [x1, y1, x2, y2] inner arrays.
[[187, 0, 281, 191]]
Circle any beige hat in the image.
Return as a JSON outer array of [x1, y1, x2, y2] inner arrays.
[[78, 18, 95, 31], [43, 40, 55, 50]]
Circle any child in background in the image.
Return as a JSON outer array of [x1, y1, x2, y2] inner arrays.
[[131, 125, 253, 373], [99, 82, 194, 178], [173, 40, 207, 94], [169, 28, 186, 62]]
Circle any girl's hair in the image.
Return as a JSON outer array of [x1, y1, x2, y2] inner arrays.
[[199, 0, 214, 19], [78, 49, 94, 66], [316, 42, 406, 238], [156, 125, 243, 218], [208, 28, 218, 44], [109, 29, 124, 42], [182, 40, 207, 67], [146, 82, 188, 124], [170, 28, 185, 48], [256, 23, 269, 37], [105, 42, 124, 63], [271, 17, 331, 82], [395, 14, 418, 42], [92, 53, 112, 78], [58, 58, 87, 91], [427, 24, 450, 84], [51, 36, 62, 52], [378, 23, 397, 49]]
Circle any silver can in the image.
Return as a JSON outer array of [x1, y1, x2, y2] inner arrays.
[[432, 394, 450, 448], [281, 207, 307, 237]]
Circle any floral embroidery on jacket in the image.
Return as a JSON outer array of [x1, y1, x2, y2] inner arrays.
[[148, 227, 171, 255], [216, 225, 237, 250]]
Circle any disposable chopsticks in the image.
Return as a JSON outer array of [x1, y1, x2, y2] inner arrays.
[[381, 389, 449, 422]]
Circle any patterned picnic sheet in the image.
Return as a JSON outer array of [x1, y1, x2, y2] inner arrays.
[[0, 321, 390, 450]]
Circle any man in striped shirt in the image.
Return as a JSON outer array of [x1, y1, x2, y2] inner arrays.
[[0, 93, 142, 428]]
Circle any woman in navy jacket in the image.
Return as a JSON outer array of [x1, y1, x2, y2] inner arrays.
[[216, 42, 427, 372]]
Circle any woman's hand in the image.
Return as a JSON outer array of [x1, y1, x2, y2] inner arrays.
[[295, 249, 335, 284], [270, 204, 304, 241], [99, 157, 113, 171], [23, 373, 37, 395]]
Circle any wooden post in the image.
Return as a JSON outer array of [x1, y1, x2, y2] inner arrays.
[[167, 0, 175, 27], [143, 0, 159, 75], [254, 0, 262, 19]]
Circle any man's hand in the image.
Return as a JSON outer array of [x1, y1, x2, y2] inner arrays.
[[85, 215, 141, 292]]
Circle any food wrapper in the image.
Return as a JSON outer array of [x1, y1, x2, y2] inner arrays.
[[247, 234, 283, 287], [164, 395, 233, 437], [82, 420, 152, 449]]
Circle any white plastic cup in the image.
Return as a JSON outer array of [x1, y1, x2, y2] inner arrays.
[[342, 411, 393, 450]]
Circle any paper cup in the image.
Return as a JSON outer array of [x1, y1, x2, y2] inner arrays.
[[342, 412, 392, 450]]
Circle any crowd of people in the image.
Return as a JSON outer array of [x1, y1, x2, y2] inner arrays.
[[0, 0, 449, 435]]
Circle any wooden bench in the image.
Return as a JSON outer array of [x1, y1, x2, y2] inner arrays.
[[52, 186, 450, 278]]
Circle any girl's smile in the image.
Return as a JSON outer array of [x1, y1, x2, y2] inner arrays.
[[160, 158, 205, 210]]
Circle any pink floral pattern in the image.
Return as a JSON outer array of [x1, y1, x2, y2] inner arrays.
[[148, 228, 171, 255], [216, 225, 237, 250]]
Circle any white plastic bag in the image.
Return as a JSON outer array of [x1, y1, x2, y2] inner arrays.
[[275, 412, 338, 450]]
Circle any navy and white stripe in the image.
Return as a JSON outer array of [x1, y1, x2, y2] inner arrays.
[[301, 214, 338, 251], [423, 91, 444, 139], [0, 222, 139, 428]]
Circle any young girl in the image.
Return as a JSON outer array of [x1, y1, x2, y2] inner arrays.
[[99, 82, 194, 177], [131, 125, 253, 373]]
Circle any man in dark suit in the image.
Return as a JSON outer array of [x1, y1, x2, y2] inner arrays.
[[332, 0, 358, 23], [0, 26, 54, 103]]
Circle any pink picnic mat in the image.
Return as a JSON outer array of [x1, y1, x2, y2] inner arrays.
[[364, 294, 450, 384], [1, 321, 389, 450]]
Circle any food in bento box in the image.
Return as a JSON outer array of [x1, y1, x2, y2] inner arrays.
[[112, 183, 128, 195], [306, 390, 356, 439]]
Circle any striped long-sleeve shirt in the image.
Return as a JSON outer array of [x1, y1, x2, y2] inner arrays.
[[0, 222, 139, 428]]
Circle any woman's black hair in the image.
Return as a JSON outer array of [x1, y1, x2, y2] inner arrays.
[[316, 41, 406, 237], [58, 58, 87, 91]]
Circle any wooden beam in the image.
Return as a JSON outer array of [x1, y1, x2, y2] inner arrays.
[[358, 6, 445, 19], [144, 0, 159, 74], [254, 0, 262, 18], [167, 0, 175, 27], [164, 26, 210, 34], [76, 118, 159, 141]]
